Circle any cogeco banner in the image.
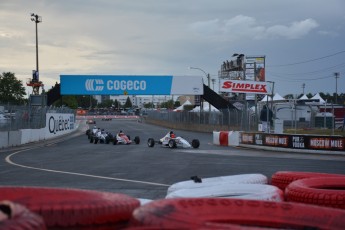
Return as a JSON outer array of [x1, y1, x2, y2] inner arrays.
[[60, 75, 203, 95]]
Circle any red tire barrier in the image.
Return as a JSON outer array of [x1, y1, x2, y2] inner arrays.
[[0, 200, 46, 230], [219, 131, 229, 146], [129, 198, 345, 229], [270, 171, 345, 190], [0, 186, 140, 228], [285, 177, 345, 209]]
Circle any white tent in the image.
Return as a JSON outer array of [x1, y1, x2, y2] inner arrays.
[[173, 100, 192, 112], [311, 93, 326, 104], [299, 94, 309, 100], [272, 93, 285, 101], [260, 93, 285, 102], [190, 102, 219, 112]]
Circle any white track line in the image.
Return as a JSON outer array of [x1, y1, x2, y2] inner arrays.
[[5, 147, 169, 187]]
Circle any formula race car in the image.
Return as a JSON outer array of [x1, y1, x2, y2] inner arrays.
[[147, 132, 200, 149], [112, 132, 140, 145], [91, 129, 113, 144]]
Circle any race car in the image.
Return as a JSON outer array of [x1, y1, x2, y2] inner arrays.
[[147, 131, 200, 149], [112, 131, 140, 145], [88, 127, 113, 144], [86, 119, 96, 124]]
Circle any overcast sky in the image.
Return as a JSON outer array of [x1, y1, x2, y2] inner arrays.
[[1, 0, 345, 98]]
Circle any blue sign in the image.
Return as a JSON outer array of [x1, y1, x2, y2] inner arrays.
[[60, 75, 173, 95]]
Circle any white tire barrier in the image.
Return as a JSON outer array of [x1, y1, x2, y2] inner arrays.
[[213, 131, 240, 146], [166, 183, 283, 202], [167, 173, 268, 195]]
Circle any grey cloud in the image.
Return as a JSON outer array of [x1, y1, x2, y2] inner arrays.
[[190, 16, 319, 41]]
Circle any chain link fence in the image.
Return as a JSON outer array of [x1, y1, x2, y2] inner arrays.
[[0, 104, 75, 131], [144, 104, 340, 133]]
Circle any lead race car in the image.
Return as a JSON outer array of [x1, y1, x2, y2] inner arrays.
[[147, 131, 200, 149]]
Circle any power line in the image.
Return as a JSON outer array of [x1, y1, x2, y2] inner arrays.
[[267, 62, 345, 76], [268, 50, 345, 67]]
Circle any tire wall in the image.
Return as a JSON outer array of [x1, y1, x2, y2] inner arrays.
[[0, 113, 77, 149], [213, 131, 240, 146]]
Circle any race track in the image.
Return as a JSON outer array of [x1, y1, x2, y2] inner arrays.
[[1, 118, 345, 200]]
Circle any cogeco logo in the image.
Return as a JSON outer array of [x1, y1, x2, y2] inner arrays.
[[85, 79, 147, 92], [85, 79, 104, 91], [106, 80, 146, 91], [48, 115, 70, 134]]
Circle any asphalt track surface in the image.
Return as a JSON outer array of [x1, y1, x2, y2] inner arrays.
[[1, 118, 345, 200]]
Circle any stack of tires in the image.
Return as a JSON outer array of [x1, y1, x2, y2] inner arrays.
[[271, 171, 345, 209], [126, 171, 345, 229], [1, 171, 345, 229], [0, 186, 140, 229]]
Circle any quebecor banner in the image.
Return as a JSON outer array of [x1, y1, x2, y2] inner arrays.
[[60, 75, 203, 95], [219, 79, 268, 94]]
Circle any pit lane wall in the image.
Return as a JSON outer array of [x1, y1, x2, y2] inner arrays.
[[0, 113, 76, 149], [213, 131, 345, 154]]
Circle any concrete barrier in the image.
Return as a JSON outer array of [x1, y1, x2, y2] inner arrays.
[[0, 113, 76, 149], [0, 132, 9, 148]]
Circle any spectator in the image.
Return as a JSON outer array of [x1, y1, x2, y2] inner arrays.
[[260, 105, 273, 132]]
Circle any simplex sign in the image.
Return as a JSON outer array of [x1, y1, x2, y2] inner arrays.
[[60, 75, 204, 95], [220, 79, 269, 94]]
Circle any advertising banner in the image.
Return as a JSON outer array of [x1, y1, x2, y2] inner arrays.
[[60, 75, 203, 95], [245, 56, 265, 82], [45, 113, 75, 138], [240, 132, 345, 151], [219, 80, 268, 94]]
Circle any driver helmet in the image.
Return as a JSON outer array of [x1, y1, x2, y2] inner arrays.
[[120, 130, 123, 133], [93, 125, 97, 129], [170, 131, 175, 138]]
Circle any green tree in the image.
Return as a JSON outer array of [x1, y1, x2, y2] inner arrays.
[[160, 99, 175, 109], [53, 96, 78, 109], [0, 72, 26, 104], [124, 96, 132, 108], [144, 102, 154, 109], [113, 99, 121, 109], [99, 99, 113, 108]]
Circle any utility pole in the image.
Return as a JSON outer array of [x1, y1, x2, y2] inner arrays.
[[302, 83, 305, 94], [334, 72, 339, 104]]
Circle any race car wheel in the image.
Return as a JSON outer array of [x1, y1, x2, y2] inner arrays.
[[89, 137, 93, 143], [0, 186, 140, 229], [129, 198, 345, 229], [168, 139, 176, 148], [191, 139, 200, 148], [285, 177, 345, 209], [94, 138, 99, 144], [113, 139, 118, 145], [134, 136, 140, 144], [105, 137, 110, 144], [0, 200, 46, 230], [147, 138, 155, 147], [270, 171, 345, 190]]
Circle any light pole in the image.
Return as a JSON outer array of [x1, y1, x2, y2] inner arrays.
[[189, 67, 211, 112], [31, 13, 42, 79], [334, 72, 339, 104]]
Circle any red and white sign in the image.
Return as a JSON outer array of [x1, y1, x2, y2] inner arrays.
[[220, 80, 268, 94]]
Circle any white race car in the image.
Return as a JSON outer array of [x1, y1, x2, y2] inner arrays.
[[147, 132, 200, 149]]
